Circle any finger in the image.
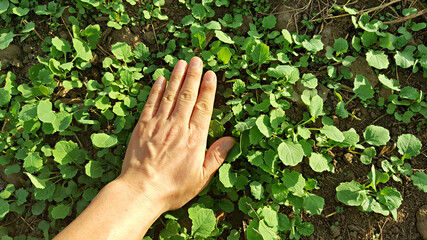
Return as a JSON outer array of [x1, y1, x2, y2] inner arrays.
[[203, 137, 235, 177], [156, 60, 188, 118], [139, 76, 166, 122], [190, 71, 217, 132], [171, 57, 203, 120]]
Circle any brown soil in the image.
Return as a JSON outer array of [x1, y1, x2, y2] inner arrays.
[[1, 0, 426, 239]]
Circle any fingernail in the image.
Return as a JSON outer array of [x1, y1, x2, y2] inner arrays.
[[205, 71, 216, 82], [189, 57, 202, 69], [155, 76, 164, 85], [175, 60, 187, 72], [221, 138, 235, 152]]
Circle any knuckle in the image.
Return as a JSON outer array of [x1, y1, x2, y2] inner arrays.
[[195, 100, 212, 114], [186, 71, 200, 79], [172, 70, 185, 78], [211, 150, 224, 165], [179, 89, 195, 102], [163, 92, 176, 102]]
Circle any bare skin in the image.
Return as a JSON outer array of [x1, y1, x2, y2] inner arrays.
[[54, 57, 235, 240]]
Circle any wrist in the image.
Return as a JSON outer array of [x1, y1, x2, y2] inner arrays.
[[111, 176, 168, 214]]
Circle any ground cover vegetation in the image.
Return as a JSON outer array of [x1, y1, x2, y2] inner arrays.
[[0, 0, 426, 239]]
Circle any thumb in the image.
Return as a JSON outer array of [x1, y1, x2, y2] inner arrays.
[[204, 137, 235, 176]]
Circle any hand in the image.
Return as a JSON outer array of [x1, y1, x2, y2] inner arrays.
[[117, 57, 235, 212]]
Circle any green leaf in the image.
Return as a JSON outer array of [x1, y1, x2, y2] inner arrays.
[[301, 73, 318, 89], [411, 172, 427, 192], [188, 204, 216, 238], [52, 37, 72, 53], [394, 50, 414, 68], [256, 115, 272, 137], [378, 74, 400, 91], [0, 32, 15, 50], [249, 181, 264, 200], [23, 152, 43, 173], [259, 220, 277, 239], [37, 100, 56, 123], [24, 172, 46, 189], [0, 0, 9, 15], [215, 30, 234, 44], [366, 50, 389, 69], [336, 101, 348, 118], [399, 86, 419, 100], [376, 187, 402, 212], [52, 140, 80, 164], [111, 42, 133, 62], [252, 43, 269, 65], [333, 38, 348, 54], [91, 133, 118, 148], [360, 147, 376, 165], [73, 38, 92, 62], [209, 120, 225, 138], [219, 163, 236, 188], [192, 4, 206, 20], [309, 153, 332, 172], [303, 194, 324, 215], [320, 125, 345, 142], [85, 160, 104, 178], [270, 108, 286, 129], [278, 141, 304, 166], [302, 36, 324, 53], [336, 181, 368, 206], [397, 134, 422, 157], [297, 222, 314, 236], [134, 43, 150, 60], [217, 47, 232, 64], [0, 88, 11, 106], [232, 79, 246, 95], [51, 204, 71, 219], [309, 95, 324, 118], [282, 171, 306, 196], [262, 15, 276, 29], [0, 199, 9, 219], [364, 125, 390, 146], [353, 74, 374, 101]]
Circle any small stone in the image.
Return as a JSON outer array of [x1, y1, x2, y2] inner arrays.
[[110, 27, 142, 48], [416, 205, 427, 239], [331, 226, 341, 238], [344, 153, 353, 163], [12, 59, 23, 68], [349, 231, 357, 238], [0, 44, 22, 61], [142, 31, 156, 45]]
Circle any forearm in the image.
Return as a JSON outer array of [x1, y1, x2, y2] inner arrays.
[[54, 179, 165, 240]]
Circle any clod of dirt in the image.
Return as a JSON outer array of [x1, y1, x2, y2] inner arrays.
[[378, 86, 392, 100], [274, 5, 300, 33], [110, 27, 142, 48], [416, 205, 427, 239], [345, 56, 379, 88], [163, 0, 174, 7], [142, 31, 156, 45], [237, 15, 253, 33], [0, 44, 23, 68], [320, 22, 348, 49], [331, 226, 341, 238], [62, 7, 73, 25], [290, 81, 330, 106]]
